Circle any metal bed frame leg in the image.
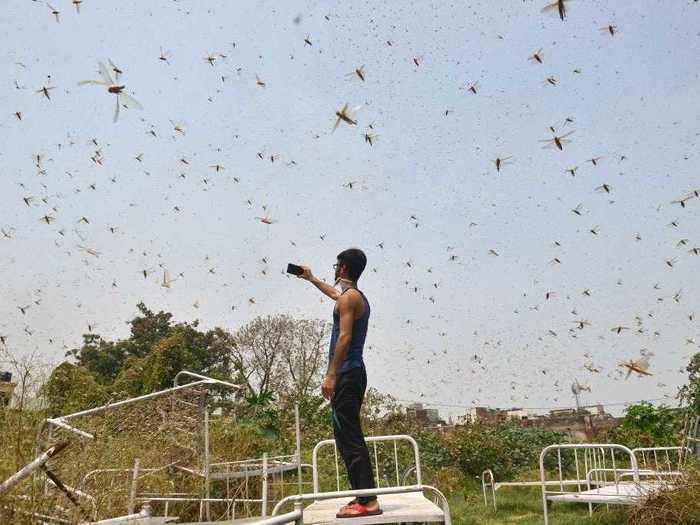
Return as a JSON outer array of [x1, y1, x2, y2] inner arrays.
[[541, 484, 549, 525], [226, 463, 231, 519], [295, 404, 302, 496], [294, 501, 303, 525], [204, 403, 211, 521], [262, 453, 268, 517], [540, 448, 549, 525], [480, 469, 496, 510], [127, 458, 140, 515], [372, 441, 380, 488], [333, 443, 340, 492]]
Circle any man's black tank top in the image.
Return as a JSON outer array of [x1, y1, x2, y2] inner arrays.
[[328, 288, 370, 373]]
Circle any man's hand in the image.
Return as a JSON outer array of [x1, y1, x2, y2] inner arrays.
[[297, 266, 314, 281], [321, 374, 337, 400]]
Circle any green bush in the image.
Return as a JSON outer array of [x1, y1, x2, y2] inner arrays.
[[607, 402, 684, 449], [410, 422, 566, 480]]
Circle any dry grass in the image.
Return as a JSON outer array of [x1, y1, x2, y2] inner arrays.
[[1, 385, 271, 523], [626, 466, 700, 525]]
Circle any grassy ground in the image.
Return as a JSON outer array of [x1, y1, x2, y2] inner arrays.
[[450, 482, 628, 525]]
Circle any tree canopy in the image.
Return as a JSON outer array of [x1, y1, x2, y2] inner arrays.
[[44, 303, 329, 416]]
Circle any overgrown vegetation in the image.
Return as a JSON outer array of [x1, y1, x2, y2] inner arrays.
[[627, 465, 700, 525], [606, 401, 685, 449], [1, 304, 699, 524]]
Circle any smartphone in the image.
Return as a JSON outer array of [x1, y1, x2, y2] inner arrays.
[[286, 263, 304, 276]]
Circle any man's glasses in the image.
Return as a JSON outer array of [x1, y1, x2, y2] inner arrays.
[[333, 263, 339, 270]]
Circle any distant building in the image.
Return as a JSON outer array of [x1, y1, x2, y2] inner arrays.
[[458, 403, 618, 441], [506, 408, 530, 421], [406, 403, 445, 426], [462, 407, 532, 424], [0, 371, 16, 408]]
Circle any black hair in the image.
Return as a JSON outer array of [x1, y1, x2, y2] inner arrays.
[[337, 248, 367, 281]]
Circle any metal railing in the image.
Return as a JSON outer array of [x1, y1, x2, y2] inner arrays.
[[539, 444, 641, 525], [481, 468, 585, 511], [311, 434, 422, 493], [297, 434, 449, 524], [632, 446, 689, 476]]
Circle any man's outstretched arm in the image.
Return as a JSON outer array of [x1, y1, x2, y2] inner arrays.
[[298, 266, 341, 300]]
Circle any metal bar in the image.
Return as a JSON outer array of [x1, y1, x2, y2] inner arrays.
[[393, 441, 400, 486], [587, 450, 593, 515], [83, 505, 152, 525], [592, 448, 599, 493], [312, 435, 422, 491], [226, 463, 231, 519], [601, 448, 608, 485], [204, 406, 211, 521], [574, 449, 582, 492], [295, 403, 302, 495], [245, 464, 250, 516], [334, 442, 340, 492], [262, 453, 268, 517], [46, 418, 95, 439], [173, 370, 241, 390], [557, 448, 563, 492], [252, 508, 303, 525], [541, 452, 549, 525], [373, 440, 379, 487], [58, 380, 211, 420], [127, 458, 140, 515], [481, 469, 496, 510], [210, 454, 298, 466], [0, 441, 68, 495]]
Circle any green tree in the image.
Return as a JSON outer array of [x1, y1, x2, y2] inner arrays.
[[42, 362, 108, 416], [608, 402, 683, 448], [679, 351, 700, 414], [45, 304, 236, 413]]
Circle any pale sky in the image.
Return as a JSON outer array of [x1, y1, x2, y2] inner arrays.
[[1, 0, 699, 418]]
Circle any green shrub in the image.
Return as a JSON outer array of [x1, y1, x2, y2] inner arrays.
[[412, 422, 567, 480], [607, 402, 684, 449]]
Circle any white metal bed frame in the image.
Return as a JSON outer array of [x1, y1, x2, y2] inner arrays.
[[272, 434, 451, 525], [538, 443, 681, 525], [481, 446, 688, 511], [483, 415, 700, 512], [481, 468, 584, 510], [39, 371, 310, 523]]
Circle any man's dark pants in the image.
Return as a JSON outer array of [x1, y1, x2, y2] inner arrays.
[[331, 365, 376, 505]]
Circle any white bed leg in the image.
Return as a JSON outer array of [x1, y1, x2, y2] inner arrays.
[[542, 490, 549, 525]]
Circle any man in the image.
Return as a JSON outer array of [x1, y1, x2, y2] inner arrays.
[[298, 248, 382, 518]]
